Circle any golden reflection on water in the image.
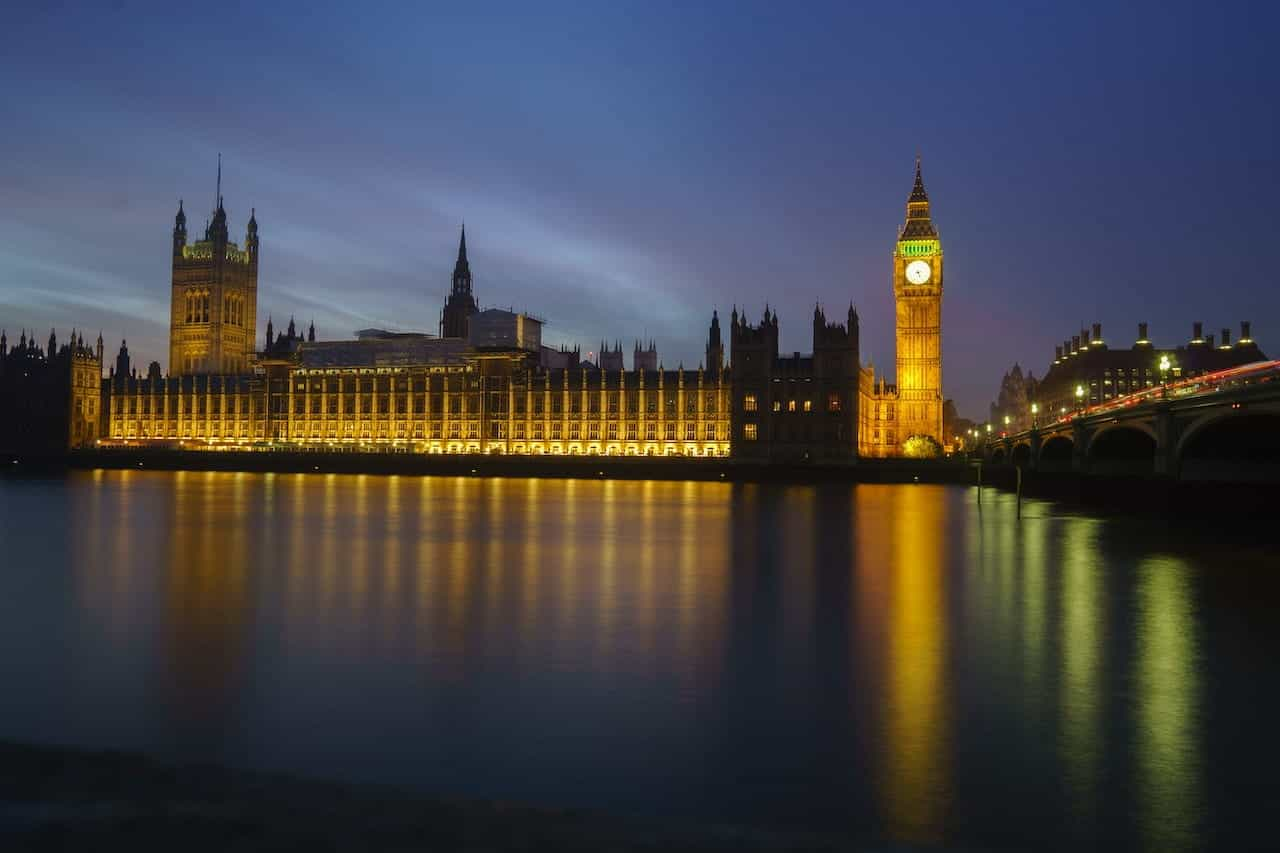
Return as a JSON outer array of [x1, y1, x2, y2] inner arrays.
[[55, 471, 1224, 849], [1135, 556, 1202, 853], [856, 485, 951, 845], [163, 469, 251, 746]]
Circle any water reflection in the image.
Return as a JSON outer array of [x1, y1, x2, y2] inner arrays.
[[163, 470, 251, 756], [2, 471, 1261, 851], [1135, 556, 1202, 853], [882, 485, 951, 843], [1059, 518, 1104, 831]]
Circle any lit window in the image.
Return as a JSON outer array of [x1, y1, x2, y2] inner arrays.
[[803, 399, 812, 412], [743, 394, 757, 412], [828, 394, 841, 412], [744, 423, 758, 440], [788, 400, 796, 412], [773, 400, 781, 412]]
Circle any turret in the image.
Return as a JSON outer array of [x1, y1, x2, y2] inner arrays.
[[265, 316, 274, 350], [308, 319, 315, 343], [114, 339, 130, 383], [1, 329, 7, 357], [96, 331, 103, 364], [706, 309, 724, 373], [209, 197, 228, 246], [173, 199, 187, 257], [47, 328, 56, 359]]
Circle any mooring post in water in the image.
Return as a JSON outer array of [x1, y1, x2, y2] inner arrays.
[[977, 462, 982, 504], [1016, 466, 1023, 519]]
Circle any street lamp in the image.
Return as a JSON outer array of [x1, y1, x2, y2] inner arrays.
[[1075, 383, 1085, 414], [1159, 353, 1171, 395], [1030, 401, 1039, 427]]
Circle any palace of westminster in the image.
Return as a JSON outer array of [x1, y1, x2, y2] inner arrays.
[[2, 162, 952, 459]]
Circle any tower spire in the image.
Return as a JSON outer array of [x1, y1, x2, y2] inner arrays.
[[909, 155, 928, 203], [452, 223, 472, 295], [901, 155, 936, 238], [215, 152, 222, 212]]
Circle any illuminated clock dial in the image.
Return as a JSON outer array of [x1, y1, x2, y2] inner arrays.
[[905, 259, 932, 285]]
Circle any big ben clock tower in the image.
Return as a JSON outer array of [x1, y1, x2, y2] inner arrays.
[[892, 157, 944, 450]]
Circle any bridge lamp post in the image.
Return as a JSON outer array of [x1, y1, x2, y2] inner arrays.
[[1030, 402, 1039, 428], [1159, 354, 1171, 396], [1075, 384, 1085, 414]]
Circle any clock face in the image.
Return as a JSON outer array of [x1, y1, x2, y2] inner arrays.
[[905, 259, 932, 285]]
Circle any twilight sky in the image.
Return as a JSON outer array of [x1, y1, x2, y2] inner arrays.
[[1, 1, 1276, 418]]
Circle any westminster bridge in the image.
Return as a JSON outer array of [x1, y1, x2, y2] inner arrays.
[[984, 360, 1280, 482]]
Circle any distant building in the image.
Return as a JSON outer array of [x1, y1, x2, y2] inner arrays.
[[1033, 321, 1266, 417], [470, 309, 542, 352], [0, 328, 102, 452], [633, 340, 657, 372], [730, 303, 861, 462], [598, 341, 624, 371]]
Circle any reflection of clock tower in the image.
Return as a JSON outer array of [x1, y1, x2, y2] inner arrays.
[[893, 157, 944, 449]]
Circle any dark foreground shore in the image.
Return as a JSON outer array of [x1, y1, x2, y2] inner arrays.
[[2, 448, 1275, 517], [0, 741, 849, 852]]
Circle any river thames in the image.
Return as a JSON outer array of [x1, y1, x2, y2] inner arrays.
[[1, 470, 1276, 850]]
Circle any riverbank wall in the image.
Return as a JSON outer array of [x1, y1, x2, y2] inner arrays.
[[1, 449, 1273, 518]]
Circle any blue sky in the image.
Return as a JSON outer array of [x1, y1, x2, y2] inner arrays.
[[1, 1, 1276, 417]]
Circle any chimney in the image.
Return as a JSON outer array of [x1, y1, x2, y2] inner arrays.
[[1055, 345, 1063, 361], [1241, 320, 1252, 342], [1193, 321, 1203, 342], [1138, 322, 1149, 342], [1082, 326, 1091, 346], [1220, 328, 1231, 348], [1205, 333, 1215, 349], [1091, 322, 1102, 344], [1072, 335, 1081, 353]]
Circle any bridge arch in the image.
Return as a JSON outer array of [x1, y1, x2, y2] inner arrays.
[[990, 446, 1007, 464], [1039, 434, 1074, 465], [1011, 442, 1032, 467], [1176, 409, 1280, 481], [1086, 422, 1157, 475]]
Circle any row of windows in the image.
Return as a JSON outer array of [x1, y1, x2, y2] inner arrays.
[[282, 389, 724, 415], [744, 393, 842, 413], [182, 290, 246, 326]]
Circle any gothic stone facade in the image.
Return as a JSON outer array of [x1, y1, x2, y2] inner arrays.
[[103, 161, 945, 460], [169, 196, 259, 376], [0, 329, 103, 453]]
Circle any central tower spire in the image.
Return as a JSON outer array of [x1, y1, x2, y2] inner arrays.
[[452, 224, 471, 295], [440, 224, 479, 338]]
